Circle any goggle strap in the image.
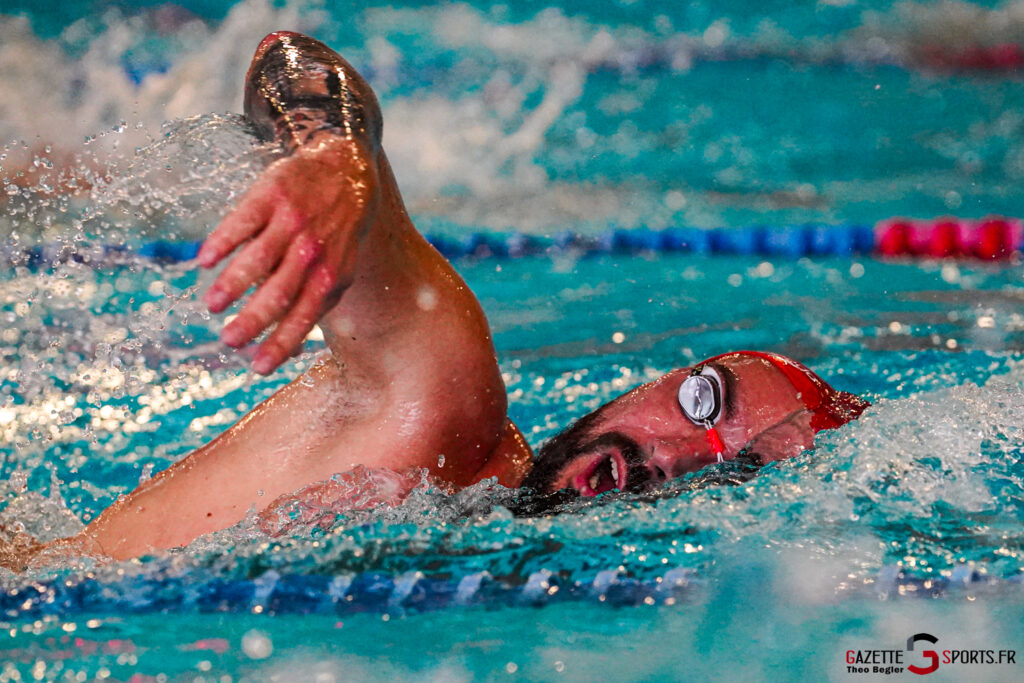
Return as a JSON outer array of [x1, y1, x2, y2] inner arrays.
[[704, 423, 725, 463]]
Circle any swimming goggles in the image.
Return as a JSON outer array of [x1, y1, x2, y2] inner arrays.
[[677, 364, 726, 463], [677, 350, 867, 466]]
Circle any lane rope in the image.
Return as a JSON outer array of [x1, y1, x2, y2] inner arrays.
[[3, 217, 1020, 269], [0, 564, 1011, 618]]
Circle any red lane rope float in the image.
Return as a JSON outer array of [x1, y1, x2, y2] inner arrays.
[[917, 43, 1024, 71], [875, 216, 1023, 260]]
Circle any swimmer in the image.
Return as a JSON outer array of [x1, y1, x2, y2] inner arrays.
[[0, 32, 867, 571]]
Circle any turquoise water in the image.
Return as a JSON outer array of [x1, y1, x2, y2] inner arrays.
[[2, 253, 1024, 679], [5, 0, 1024, 237], [2, 0, 1024, 681]]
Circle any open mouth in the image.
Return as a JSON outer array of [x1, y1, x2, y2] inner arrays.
[[572, 450, 628, 497]]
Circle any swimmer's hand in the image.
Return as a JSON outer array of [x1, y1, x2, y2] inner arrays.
[[197, 138, 379, 374]]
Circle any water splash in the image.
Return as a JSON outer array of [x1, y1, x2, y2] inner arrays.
[[83, 113, 278, 243]]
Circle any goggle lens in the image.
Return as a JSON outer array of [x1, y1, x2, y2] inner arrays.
[[677, 366, 725, 463], [678, 374, 718, 423]]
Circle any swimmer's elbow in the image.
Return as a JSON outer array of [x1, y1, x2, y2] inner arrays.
[[244, 32, 383, 154]]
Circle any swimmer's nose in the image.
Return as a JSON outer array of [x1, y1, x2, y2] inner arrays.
[[645, 445, 703, 482]]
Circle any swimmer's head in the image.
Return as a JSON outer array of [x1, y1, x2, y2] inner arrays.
[[521, 351, 868, 497]]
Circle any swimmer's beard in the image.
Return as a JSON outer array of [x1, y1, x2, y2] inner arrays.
[[521, 416, 646, 490], [512, 430, 650, 515], [510, 431, 765, 517], [509, 455, 764, 516]]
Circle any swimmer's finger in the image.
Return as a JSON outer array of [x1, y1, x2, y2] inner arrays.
[[197, 190, 275, 268], [252, 268, 334, 374], [204, 216, 294, 313], [220, 242, 308, 348]]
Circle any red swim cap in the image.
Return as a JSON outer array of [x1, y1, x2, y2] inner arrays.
[[705, 351, 869, 432]]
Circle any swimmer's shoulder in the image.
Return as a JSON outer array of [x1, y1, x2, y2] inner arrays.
[[469, 420, 534, 488]]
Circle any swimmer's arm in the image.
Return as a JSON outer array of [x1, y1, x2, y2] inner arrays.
[[67, 358, 400, 560], [197, 33, 385, 374], [241, 32, 383, 155], [9, 337, 518, 565]]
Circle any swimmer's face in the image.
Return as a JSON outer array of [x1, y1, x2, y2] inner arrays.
[[522, 352, 865, 497]]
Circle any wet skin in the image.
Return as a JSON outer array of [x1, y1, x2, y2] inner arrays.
[[538, 354, 827, 497], [0, 33, 864, 569]]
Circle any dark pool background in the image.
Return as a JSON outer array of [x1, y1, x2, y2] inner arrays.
[[2, 1, 1024, 681]]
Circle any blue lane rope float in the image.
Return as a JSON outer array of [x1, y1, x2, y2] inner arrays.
[[1, 218, 1020, 270], [0, 565, 1015, 619]]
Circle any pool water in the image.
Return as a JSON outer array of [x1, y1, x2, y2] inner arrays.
[[2, 250, 1024, 679], [5, 0, 1024, 238], [2, 0, 1024, 681]]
